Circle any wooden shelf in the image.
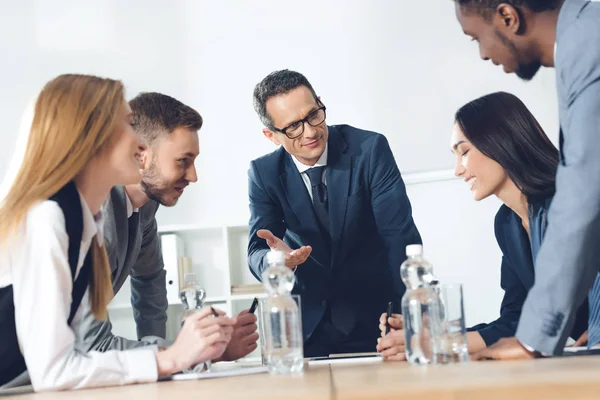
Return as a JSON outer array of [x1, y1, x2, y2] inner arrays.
[[108, 295, 231, 311], [107, 302, 132, 311], [157, 224, 223, 233], [112, 223, 262, 362], [203, 296, 229, 303], [230, 293, 267, 301]]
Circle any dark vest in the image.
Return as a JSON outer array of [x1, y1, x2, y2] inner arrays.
[[0, 181, 93, 386]]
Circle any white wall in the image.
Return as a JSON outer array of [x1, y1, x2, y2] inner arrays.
[[0, 0, 559, 336], [407, 176, 504, 326]]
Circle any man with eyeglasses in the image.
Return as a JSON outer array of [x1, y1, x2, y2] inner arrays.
[[247, 69, 422, 357]]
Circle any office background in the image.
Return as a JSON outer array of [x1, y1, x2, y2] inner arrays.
[[0, 0, 559, 338]]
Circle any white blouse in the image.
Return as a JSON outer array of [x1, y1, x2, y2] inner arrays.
[[0, 191, 158, 391]]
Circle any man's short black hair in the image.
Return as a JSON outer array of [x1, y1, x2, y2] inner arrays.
[[129, 92, 203, 146], [455, 0, 561, 20], [253, 69, 319, 129]]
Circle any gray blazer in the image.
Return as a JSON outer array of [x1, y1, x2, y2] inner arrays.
[[515, 0, 600, 355], [77, 186, 168, 352]]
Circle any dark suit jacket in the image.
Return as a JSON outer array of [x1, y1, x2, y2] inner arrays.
[[247, 125, 422, 342], [471, 196, 588, 346]]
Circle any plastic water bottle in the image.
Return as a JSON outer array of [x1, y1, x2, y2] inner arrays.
[[400, 244, 443, 365], [180, 272, 207, 322], [261, 250, 304, 375], [179, 273, 208, 372]]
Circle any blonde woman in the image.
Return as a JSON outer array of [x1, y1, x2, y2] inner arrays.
[[0, 74, 236, 391]]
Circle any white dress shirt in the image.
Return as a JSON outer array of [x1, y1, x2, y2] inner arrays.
[[124, 190, 139, 218], [0, 191, 157, 391], [291, 144, 328, 199]]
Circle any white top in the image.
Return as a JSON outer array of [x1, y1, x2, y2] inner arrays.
[[291, 144, 328, 200], [0, 191, 157, 391]]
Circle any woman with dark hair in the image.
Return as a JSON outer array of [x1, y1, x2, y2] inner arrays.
[[377, 92, 589, 358]]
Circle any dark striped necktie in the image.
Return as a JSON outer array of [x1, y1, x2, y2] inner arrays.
[[305, 167, 330, 235]]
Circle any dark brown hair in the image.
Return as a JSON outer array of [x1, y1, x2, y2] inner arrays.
[[455, 91, 558, 202], [129, 92, 203, 146]]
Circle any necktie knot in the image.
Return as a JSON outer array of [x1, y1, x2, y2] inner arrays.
[[306, 167, 325, 187]]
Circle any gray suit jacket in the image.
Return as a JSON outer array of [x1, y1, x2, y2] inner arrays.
[[77, 186, 168, 352], [515, 0, 600, 355]]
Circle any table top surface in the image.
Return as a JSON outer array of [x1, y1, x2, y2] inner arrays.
[[3, 356, 600, 400], [330, 355, 600, 400]]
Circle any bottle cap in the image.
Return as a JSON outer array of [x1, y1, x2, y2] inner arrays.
[[266, 250, 286, 265], [406, 244, 423, 257]]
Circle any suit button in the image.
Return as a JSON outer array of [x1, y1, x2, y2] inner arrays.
[[321, 300, 327, 307]]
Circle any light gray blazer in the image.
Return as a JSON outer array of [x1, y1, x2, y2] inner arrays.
[[77, 185, 168, 352], [515, 0, 600, 355]]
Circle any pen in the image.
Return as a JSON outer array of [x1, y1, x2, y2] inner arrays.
[[249, 297, 259, 314], [210, 306, 219, 317], [385, 301, 393, 335]]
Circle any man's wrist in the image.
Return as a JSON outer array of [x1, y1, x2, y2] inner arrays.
[[518, 339, 545, 357]]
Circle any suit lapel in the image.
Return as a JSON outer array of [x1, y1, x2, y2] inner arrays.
[[126, 211, 142, 265], [528, 197, 552, 264], [102, 186, 132, 292], [279, 154, 329, 263], [326, 127, 351, 266], [505, 210, 535, 286]]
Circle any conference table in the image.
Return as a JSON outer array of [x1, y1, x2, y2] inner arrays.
[[3, 356, 600, 400]]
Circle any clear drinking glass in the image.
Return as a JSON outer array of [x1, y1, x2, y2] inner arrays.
[[433, 283, 468, 364]]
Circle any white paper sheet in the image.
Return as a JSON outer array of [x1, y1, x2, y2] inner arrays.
[[307, 354, 383, 366], [164, 365, 268, 381]]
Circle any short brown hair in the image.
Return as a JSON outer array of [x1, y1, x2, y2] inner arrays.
[[253, 69, 318, 129], [129, 92, 203, 145]]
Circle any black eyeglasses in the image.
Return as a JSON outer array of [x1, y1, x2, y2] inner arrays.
[[273, 106, 327, 139]]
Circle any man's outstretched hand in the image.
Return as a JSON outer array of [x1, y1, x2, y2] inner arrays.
[[257, 229, 312, 270]]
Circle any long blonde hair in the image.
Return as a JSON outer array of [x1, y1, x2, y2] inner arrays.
[[0, 74, 125, 319]]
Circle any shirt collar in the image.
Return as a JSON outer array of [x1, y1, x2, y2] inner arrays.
[[78, 190, 105, 247], [125, 189, 139, 218], [291, 144, 328, 174]]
